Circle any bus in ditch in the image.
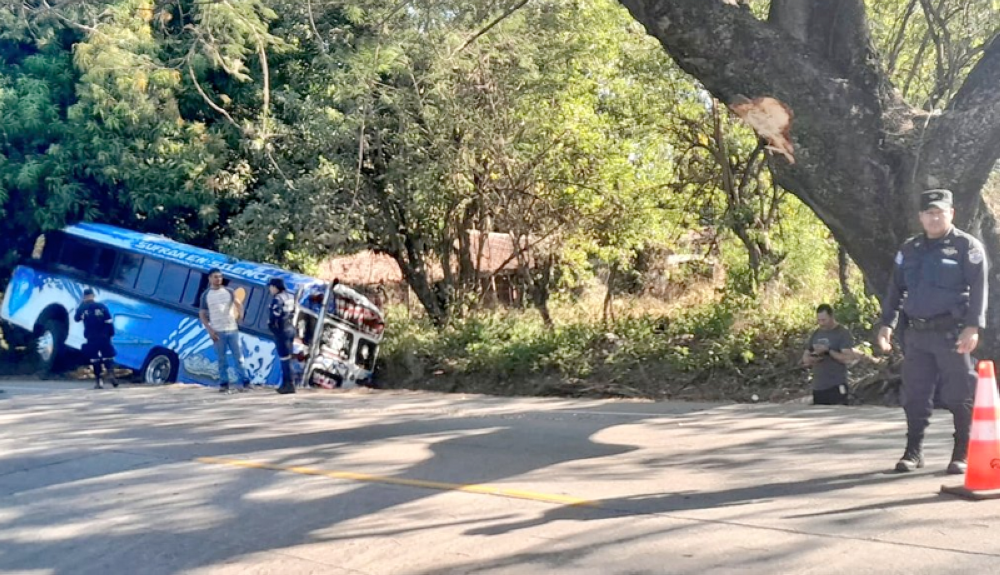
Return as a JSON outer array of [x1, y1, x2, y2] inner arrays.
[[0, 223, 385, 388]]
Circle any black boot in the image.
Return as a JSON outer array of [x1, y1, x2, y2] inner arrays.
[[93, 362, 104, 390], [949, 408, 972, 475], [105, 360, 118, 388], [276, 359, 296, 394], [948, 436, 969, 475], [895, 435, 924, 472]]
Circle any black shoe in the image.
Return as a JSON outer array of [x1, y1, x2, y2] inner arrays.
[[276, 386, 296, 395], [895, 452, 925, 472], [219, 384, 231, 393], [949, 439, 968, 475], [241, 379, 253, 391]]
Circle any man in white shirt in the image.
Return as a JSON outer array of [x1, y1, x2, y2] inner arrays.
[[199, 268, 250, 393]]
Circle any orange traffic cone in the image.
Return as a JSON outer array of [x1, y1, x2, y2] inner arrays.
[[941, 360, 1000, 500]]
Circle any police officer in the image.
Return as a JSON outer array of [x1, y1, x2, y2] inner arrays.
[[877, 189, 988, 474], [73, 288, 117, 389], [268, 278, 297, 395]]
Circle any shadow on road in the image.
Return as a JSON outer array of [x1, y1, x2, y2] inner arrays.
[[0, 390, 942, 574]]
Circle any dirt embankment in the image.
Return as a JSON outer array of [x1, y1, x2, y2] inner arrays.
[[1, 328, 902, 404]]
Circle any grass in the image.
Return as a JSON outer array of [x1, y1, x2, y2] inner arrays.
[[376, 283, 883, 402]]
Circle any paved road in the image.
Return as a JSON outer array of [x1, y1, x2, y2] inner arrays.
[[0, 379, 996, 575]]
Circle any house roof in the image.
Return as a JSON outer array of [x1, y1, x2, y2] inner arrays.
[[316, 232, 536, 286], [316, 250, 406, 285]]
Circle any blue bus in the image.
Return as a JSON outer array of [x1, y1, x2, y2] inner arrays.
[[1, 223, 384, 387]]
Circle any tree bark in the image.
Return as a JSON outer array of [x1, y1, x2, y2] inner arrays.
[[618, 0, 1000, 351], [604, 264, 618, 323], [838, 244, 853, 302]]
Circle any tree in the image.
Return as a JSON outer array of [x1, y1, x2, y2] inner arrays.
[[223, 0, 684, 326], [0, 0, 257, 283], [617, 0, 1000, 346], [671, 97, 787, 295]]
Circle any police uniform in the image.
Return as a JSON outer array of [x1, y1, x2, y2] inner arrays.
[[880, 189, 988, 473], [73, 290, 117, 389], [268, 279, 297, 394]]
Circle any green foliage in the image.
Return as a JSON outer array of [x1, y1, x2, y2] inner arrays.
[[0, 0, 251, 283], [380, 291, 831, 399]]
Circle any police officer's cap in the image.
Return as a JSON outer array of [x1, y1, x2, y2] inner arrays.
[[268, 277, 286, 291], [83, 288, 95, 297], [920, 189, 953, 211]]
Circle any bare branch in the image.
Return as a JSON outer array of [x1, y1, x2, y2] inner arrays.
[[886, 0, 919, 75], [454, 0, 531, 54], [306, 0, 328, 54], [186, 57, 242, 132], [918, 35, 1000, 210]]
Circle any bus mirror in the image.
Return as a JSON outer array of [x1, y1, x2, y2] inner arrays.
[[31, 235, 46, 260]]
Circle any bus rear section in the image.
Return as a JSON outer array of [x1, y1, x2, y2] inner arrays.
[[295, 283, 385, 389]]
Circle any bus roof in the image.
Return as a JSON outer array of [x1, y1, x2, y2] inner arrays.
[[64, 223, 321, 289]]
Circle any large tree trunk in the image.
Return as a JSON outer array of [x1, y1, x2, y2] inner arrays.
[[618, 0, 1000, 352]]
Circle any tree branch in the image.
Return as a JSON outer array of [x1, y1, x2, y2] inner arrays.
[[454, 0, 531, 54], [617, 0, 894, 235], [768, 0, 886, 98], [186, 57, 242, 132], [917, 35, 1000, 214]]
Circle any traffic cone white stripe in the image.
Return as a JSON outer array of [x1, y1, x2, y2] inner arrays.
[[970, 422, 999, 442], [973, 374, 996, 408]]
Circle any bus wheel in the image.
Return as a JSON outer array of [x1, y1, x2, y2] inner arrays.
[[34, 318, 67, 373], [141, 350, 178, 384]]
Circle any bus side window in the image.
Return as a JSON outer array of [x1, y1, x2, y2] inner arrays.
[[135, 259, 164, 296], [256, 293, 273, 331], [39, 233, 63, 263], [155, 263, 187, 303], [115, 253, 142, 290], [94, 248, 117, 281], [57, 237, 96, 274], [183, 271, 207, 307], [230, 283, 262, 327], [245, 287, 264, 328]]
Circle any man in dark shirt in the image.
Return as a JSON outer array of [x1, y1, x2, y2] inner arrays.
[[268, 278, 297, 395], [73, 288, 117, 389], [877, 189, 988, 474], [802, 304, 855, 405]]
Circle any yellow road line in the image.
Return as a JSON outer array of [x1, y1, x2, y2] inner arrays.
[[196, 456, 597, 507]]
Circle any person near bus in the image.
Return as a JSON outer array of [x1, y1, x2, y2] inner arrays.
[[268, 277, 296, 395], [199, 268, 251, 393], [73, 288, 117, 389]]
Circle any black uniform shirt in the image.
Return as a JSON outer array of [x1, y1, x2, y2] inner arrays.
[[881, 227, 988, 329], [74, 300, 114, 341], [268, 291, 295, 335]]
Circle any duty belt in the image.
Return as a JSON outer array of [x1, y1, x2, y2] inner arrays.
[[907, 315, 961, 332]]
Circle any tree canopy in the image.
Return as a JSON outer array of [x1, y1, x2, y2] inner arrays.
[[2, 0, 996, 331]]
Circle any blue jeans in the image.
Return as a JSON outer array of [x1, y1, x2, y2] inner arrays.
[[214, 330, 248, 386]]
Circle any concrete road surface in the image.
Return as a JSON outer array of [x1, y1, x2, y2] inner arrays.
[[1, 379, 997, 575]]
